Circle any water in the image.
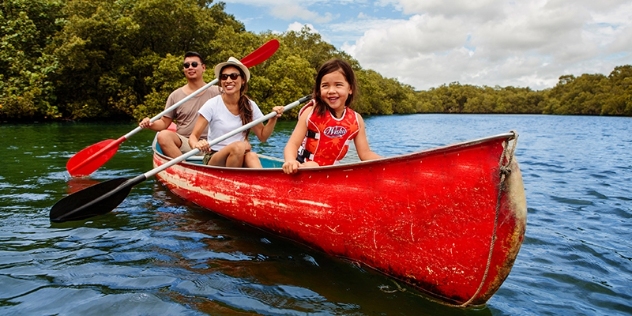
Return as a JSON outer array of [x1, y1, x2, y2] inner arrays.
[[1, 115, 631, 315]]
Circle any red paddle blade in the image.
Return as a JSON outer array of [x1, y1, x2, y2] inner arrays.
[[240, 39, 279, 67], [66, 138, 122, 177]]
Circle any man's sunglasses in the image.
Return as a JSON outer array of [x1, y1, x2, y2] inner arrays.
[[220, 73, 241, 80], [183, 62, 199, 69]]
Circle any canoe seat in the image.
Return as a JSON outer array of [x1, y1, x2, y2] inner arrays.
[[154, 139, 283, 168]]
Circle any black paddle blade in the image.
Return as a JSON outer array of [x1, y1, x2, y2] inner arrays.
[[50, 177, 135, 222]]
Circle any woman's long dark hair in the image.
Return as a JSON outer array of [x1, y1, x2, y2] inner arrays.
[[311, 58, 358, 116], [220, 65, 252, 137]]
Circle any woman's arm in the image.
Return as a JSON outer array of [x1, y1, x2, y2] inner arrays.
[[251, 106, 284, 142], [188, 116, 210, 152]]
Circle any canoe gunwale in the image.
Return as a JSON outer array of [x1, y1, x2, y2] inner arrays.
[[153, 131, 518, 171]]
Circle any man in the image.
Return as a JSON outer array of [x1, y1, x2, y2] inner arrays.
[[139, 51, 220, 157]]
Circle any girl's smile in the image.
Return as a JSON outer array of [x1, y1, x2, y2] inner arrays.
[[320, 70, 352, 117]]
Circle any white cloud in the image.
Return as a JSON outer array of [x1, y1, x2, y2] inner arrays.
[[286, 22, 319, 34], [223, 0, 337, 23], [222, 0, 632, 90], [344, 0, 632, 90], [269, 3, 336, 23], [396, 0, 504, 19]]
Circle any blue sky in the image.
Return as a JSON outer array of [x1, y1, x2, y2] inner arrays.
[[222, 0, 632, 91]]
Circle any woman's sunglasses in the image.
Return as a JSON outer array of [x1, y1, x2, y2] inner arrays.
[[220, 73, 241, 80], [183, 62, 199, 69]]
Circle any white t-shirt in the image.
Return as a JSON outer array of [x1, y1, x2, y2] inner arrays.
[[198, 95, 264, 151]]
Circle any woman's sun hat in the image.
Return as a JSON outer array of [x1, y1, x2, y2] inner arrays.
[[214, 57, 250, 82]]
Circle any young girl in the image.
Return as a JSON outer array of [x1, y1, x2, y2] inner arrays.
[[282, 58, 381, 174], [189, 57, 283, 168]]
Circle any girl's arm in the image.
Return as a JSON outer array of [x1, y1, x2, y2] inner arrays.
[[282, 110, 310, 174], [354, 115, 382, 161]]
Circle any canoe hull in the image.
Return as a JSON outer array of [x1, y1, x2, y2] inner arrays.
[[153, 132, 526, 307]]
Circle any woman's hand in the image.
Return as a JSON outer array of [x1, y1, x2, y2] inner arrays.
[[194, 139, 210, 153], [272, 106, 284, 117]]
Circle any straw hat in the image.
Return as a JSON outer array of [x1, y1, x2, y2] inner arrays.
[[214, 57, 250, 82]]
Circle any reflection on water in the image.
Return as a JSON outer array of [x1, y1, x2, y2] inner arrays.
[[1, 116, 631, 315], [66, 178, 101, 194]]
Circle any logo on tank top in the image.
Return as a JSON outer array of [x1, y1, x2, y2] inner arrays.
[[323, 126, 347, 138]]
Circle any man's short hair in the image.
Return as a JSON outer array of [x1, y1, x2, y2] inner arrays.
[[184, 51, 204, 64]]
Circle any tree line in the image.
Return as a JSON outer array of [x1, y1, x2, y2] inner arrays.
[[2, 0, 631, 122], [415, 67, 631, 116]]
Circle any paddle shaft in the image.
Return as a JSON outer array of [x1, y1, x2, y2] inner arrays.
[[145, 95, 311, 178], [67, 78, 222, 175], [51, 95, 311, 222], [66, 39, 280, 177], [136, 79, 219, 134], [129, 39, 279, 137]]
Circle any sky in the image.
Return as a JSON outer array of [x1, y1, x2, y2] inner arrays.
[[221, 0, 632, 91]]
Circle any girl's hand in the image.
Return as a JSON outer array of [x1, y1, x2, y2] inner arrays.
[[282, 160, 299, 174]]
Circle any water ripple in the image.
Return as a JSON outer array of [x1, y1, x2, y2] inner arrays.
[[1, 117, 631, 315]]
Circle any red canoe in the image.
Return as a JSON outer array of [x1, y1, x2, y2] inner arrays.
[[152, 131, 527, 307]]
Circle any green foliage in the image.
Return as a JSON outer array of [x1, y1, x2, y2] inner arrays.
[[546, 69, 632, 116], [253, 54, 314, 117], [0, 0, 63, 120], [46, 0, 243, 120], [416, 67, 631, 116], [1, 0, 630, 121], [601, 65, 632, 115], [133, 54, 181, 120], [279, 27, 339, 70], [545, 73, 609, 115]]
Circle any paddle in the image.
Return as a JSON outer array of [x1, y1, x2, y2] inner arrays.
[[50, 95, 312, 223], [66, 39, 280, 177]]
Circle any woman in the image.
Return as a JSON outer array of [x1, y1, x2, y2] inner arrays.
[[189, 57, 283, 168]]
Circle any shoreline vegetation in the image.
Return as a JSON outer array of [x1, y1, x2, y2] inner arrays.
[[2, 0, 631, 123]]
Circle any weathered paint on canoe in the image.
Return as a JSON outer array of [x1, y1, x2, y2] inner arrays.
[[153, 132, 527, 307]]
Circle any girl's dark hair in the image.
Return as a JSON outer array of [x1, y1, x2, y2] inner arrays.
[[312, 58, 358, 116], [220, 65, 252, 137]]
